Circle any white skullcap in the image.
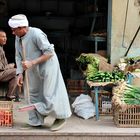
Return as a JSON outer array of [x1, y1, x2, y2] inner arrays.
[[8, 14, 29, 28]]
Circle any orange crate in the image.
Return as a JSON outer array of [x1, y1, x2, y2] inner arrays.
[[0, 101, 13, 127]]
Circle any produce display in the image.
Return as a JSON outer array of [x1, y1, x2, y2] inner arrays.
[[86, 70, 125, 82], [76, 53, 126, 82]]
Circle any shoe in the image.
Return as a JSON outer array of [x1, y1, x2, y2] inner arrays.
[[5, 95, 16, 101], [19, 124, 42, 130], [50, 119, 66, 131], [44, 116, 56, 128]]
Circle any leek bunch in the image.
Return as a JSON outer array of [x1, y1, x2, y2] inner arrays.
[[123, 84, 140, 105]]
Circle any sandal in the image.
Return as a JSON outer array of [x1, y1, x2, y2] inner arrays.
[[6, 96, 16, 101]]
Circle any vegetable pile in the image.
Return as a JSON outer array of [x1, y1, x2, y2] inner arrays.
[[76, 54, 126, 82], [123, 84, 140, 105], [76, 54, 99, 73], [113, 82, 140, 105], [87, 70, 125, 82]]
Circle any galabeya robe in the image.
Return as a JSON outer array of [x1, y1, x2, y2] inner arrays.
[[15, 27, 72, 126]]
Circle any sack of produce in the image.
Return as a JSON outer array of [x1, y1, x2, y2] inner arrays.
[[72, 94, 95, 119]]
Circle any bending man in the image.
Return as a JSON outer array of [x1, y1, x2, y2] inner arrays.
[[8, 14, 72, 131]]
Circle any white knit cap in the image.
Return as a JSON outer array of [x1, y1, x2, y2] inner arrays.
[[8, 14, 29, 28]]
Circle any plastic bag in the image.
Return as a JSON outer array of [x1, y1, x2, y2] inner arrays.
[[72, 94, 95, 119]]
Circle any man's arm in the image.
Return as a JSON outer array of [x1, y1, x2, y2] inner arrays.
[[32, 53, 53, 65], [22, 53, 53, 70]]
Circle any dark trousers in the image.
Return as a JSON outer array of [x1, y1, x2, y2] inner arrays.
[[0, 68, 17, 97]]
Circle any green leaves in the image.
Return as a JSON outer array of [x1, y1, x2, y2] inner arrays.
[[86, 70, 126, 82], [76, 54, 99, 75], [123, 84, 140, 105]]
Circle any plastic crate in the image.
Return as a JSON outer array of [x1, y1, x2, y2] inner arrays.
[[113, 104, 140, 128], [0, 101, 13, 127]]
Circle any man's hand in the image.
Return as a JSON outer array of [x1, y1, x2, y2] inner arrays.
[[17, 73, 23, 87], [22, 60, 34, 70]]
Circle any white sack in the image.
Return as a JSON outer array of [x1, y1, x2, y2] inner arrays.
[[72, 94, 95, 119]]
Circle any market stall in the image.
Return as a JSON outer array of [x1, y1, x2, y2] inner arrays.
[[76, 53, 126, 120]]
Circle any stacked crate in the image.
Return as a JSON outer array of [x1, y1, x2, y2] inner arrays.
[[0, 101, 13, 127]]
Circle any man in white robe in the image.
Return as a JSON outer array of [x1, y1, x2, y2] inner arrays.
[[8, 14, 72, 131]]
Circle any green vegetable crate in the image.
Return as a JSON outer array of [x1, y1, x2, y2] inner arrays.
[[113, 104, 140, 128]]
